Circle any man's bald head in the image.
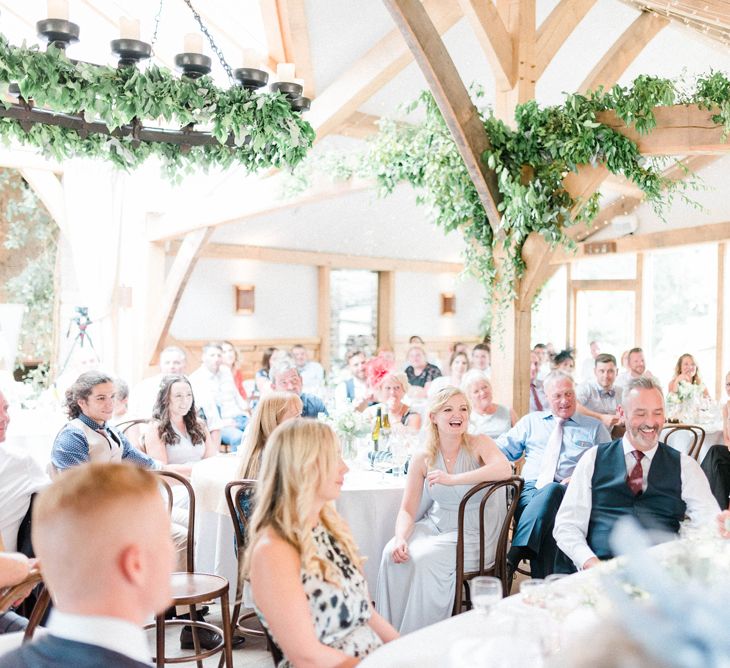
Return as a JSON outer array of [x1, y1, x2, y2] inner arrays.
[[32, 463, 174, 623]]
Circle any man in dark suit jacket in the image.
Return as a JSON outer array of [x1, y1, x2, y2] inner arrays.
[[0, 462, 174, 667], [554, 376, 729, 571]]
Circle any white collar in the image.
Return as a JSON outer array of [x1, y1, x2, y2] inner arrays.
[[47, 610, 152, 665], [621, 434, 658, 461]]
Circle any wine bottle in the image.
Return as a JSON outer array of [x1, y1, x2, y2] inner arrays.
[[372, 407, 382, 452]]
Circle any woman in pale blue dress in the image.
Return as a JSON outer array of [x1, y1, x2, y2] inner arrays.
[[462, 369, 516, 440], [376, 387, 512, 634]]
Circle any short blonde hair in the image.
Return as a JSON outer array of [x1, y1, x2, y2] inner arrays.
[[424, 387, 471, 468], [236, 392, 303, 479], [243, 419, 362, 584], [380, 371, 410, 394]]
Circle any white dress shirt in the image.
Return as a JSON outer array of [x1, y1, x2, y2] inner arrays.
[[46, 610, 153, 665], [189, 366, 247, 419], [334, 376, 368, 411], [298, 361, 325, 396], [554, 436, 720, 569], [0, 444, 50, 551]]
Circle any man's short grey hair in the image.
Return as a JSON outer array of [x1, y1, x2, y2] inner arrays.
[[271, 357, 300, 380], [543, 370, 574, 394], [622, 376, 663, 405], [161, 346, 186, 359], [461, 369, 490, 393]]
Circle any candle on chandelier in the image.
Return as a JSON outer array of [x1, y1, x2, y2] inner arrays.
[[242, 48, 263, 69], [119, 17, 140, 41], [183, 33, 203, 54], [47, 0, 69, 20], [276, 62, 296, 82]]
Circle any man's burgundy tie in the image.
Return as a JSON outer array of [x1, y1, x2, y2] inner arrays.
[[628, 450, 645, 495], [530, 382, 543, 411]]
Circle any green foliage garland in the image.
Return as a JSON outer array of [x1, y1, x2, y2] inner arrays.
[[0, 36, 315, 176], [292, 73, 727, 315]]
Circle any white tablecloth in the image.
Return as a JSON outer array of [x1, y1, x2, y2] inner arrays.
[[191, 455, 405, 595]]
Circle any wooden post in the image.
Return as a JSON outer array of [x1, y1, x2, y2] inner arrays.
[[716, 243, 725, 401], [377, 271, 395, 351], [634, 252, 644, 346], [318, 266, 331, 370]]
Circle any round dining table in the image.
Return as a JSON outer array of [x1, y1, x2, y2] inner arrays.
[[190, 454, 406, 596]]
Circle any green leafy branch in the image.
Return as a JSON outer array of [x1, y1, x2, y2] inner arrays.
[[0, 36, 315, 176]]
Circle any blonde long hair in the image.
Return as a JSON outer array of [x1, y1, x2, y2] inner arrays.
[[424, 386, 472, 468], [236, 392, 303, 480], [242, 419, 362, 584]]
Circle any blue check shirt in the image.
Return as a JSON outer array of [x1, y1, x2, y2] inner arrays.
[[301, 393, 328, 419], [52, 413, 159, 471], [496, 411, 611, 483]]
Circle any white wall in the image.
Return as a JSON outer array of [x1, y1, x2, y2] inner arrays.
[[170, 258, 318, 340], [394, 272, 486, 339]]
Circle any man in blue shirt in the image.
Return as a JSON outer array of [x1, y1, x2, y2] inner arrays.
[[271, 359, 328, 418], [497, 371, 611, 578], [52, 371, 159, 473]]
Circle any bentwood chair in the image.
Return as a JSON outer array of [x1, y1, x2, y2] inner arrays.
[[116, 418, 151, 452], [22, 583, 50, 641], [452, 476, 524, 615], [224, 480, 284, 666], [149, 471, 233, 668], [663, 423, 706, 461]]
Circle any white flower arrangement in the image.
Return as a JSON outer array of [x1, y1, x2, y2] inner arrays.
[[323, 405, 372, 439], [668, 380, 705, 404]]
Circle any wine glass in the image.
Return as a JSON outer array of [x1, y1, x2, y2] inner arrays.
[[520, 578, 547, 606], [471, 576, 502, 615]]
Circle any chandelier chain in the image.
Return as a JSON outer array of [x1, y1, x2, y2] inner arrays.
[[151, 0, 164, 50], [181, 0, 235, 83]]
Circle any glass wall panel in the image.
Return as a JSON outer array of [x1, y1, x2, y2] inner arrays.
[[644, 245, 717, 394], [531, 265, 567, 348], [571, 252, 636, 280], [330, 269, 378, 367]]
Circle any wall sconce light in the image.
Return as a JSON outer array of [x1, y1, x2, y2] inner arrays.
[[235, 284, 255, 314], [441, 292, 455, 316]]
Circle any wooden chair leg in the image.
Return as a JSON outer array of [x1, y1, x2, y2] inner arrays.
[[189, 604, 203, 668], [155, 614, 165, 668], [23, 586, 51, 642], [220, 590, 234, 668]]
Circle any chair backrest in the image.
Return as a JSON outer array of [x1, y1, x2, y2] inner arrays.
[[663, 424, 705, 461], [154, 470, 195, 572], [224, 479, 257, 554], [454, 476, 524, 599], [116, 419, 151, 452]]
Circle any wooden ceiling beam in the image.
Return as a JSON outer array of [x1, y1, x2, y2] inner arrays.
[[180, 242, 465, 273], [383, 0, 501, 232], [458, 0, 514, 89], [535, 0, 597, 79], [579, 11, 669, 94], [19, 169, 67, 234], [276, 0, 316, 98], [307, 0, 462, 140]]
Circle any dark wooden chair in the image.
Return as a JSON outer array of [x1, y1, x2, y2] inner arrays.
[[115, 418, 151, 452], [224, 480, 283, 666], [148, 471, 233, 668], [663, 423, 705, 461], [22, 584, 50, 641], [452, 476, 524, 615]]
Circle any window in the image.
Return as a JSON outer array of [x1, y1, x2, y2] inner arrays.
[[329, 270, 378, 365], [531, 265, 567, 347]]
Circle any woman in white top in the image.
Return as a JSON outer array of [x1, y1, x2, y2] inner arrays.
[[428, 351, 469, 397], [145, 375, 217, 475], [461, 369, 516, 440]]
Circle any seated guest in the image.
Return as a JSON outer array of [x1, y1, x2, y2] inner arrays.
[[129, 346, 222, 449], [496, 371, 611, 577], [110, 378, 129, 426], [376, 388, 511, 633], [236, 392, 303, 479], [291, 344, 325, 397], [578, 340, 601, 384], [667, 353, 710, 398], [270, 359, 327, 419], [529, 352, 548, 413], [52, 372, 161, 473], [462, 369, 516, 439], [700, 370, 730, 508], [428, 351, 469, 397], [552, 350, 575, 376], [190, 342, 250, 452], [404, 346, 442, 399], [451, 341, 469, 356], [221, 341, 248, 402], [470, 343, 491, 375], [576, 353, 623, 431], [335, 350, 374, 412], [0, 548, 37, 635], [254, 347, 280, 399], [0, 463, 174, 667], [0, 389, 49, 553], [554, 377, 723, 571], [144, 375, 217, 476], [373, 373, 421, 432], [615, 347, 657, 391], [244, 419, 398, 664]]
